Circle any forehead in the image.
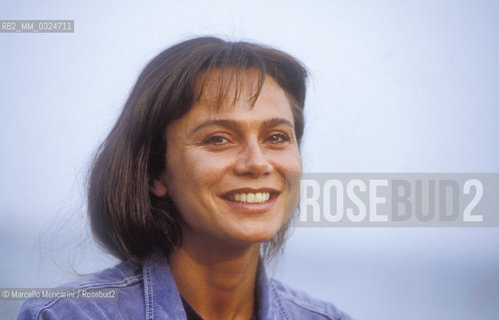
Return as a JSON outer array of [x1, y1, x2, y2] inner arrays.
[[192, 70, 293, 118], [166, 71, 296, 143]]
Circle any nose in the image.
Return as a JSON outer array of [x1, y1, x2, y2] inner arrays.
[[234, 139, 273, 178]]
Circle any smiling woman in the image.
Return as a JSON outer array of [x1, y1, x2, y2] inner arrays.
[[152, 73, 302, 250], [17, 37, 352, 320]]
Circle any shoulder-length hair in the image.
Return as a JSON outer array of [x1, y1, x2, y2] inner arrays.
[[88, 36, 308, 263]]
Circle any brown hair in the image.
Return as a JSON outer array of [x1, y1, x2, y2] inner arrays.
[[87, 36, 308, 263]]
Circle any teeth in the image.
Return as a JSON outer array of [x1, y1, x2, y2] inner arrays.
[[229, 192, 271, 203], [255, 193, 262, 202], [247, 193, 255, 203]]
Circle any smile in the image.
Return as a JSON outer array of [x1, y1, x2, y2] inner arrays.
[[229, 192, 271, 203]]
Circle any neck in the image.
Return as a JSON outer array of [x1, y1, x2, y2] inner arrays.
[[169, 234, 261, 320]]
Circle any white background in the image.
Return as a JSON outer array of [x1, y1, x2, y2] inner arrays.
[[1, 1, 498, 319]]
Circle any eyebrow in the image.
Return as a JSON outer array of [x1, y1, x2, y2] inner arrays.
[[189, 117, 295, 137]]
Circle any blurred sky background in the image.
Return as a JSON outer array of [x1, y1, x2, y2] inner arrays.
[[1, 1, 498, 319]]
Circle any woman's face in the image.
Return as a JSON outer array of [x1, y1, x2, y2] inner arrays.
[[151, 73, 302, 248]]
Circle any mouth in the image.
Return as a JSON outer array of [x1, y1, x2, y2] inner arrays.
[[221, 189, 279, 204]]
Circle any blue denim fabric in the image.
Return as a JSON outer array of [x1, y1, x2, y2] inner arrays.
[[17, 254, 352, 320]]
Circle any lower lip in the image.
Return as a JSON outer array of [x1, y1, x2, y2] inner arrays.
[[220, 194, 278, 213]]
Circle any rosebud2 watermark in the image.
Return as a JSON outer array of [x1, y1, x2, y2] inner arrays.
[[289, 173, 499, 227]]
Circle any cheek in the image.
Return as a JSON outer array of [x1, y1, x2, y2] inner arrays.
[[273, 149, 302, 207], [272, 148, 302, 173], [187, 150, 234, 180], [166, 149, 233, 196]]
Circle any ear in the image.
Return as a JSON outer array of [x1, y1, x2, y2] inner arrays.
[[150, 177, 168, 197]]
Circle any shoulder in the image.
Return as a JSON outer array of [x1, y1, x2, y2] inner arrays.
[[16, 261, 144, 320], [270, 279, 353, 320]]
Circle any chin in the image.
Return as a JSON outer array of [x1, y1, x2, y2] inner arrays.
[[230, 226, 281, 244]]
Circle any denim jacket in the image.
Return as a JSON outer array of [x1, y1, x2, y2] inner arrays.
[[17, 254, 352, 320]]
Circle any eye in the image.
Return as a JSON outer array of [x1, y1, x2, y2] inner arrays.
[[203, 135, 230, 146], [267, 133, 290, 144]]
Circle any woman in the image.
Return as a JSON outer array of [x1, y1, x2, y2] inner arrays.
[[18, 37, 351, 320]]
